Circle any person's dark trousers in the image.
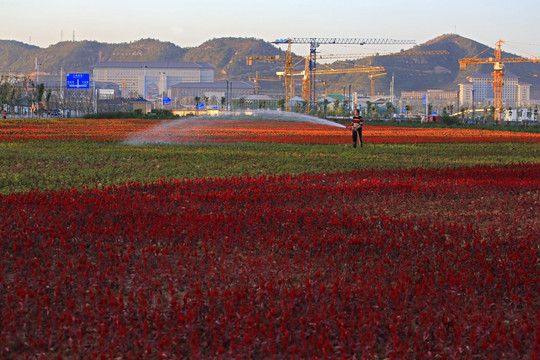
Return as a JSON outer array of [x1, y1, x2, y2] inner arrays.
[[352, 128, 363, 147]]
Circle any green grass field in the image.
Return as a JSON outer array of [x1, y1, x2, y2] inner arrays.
[[1, 140, 538, 194]]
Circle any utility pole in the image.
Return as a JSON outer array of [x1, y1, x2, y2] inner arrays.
[[60, 68, 64, 113], [472, 89, 475, 123], [35, 58, 41, 84], [348, 84, 352, 116], [93, 74, 97, 113], [160, 72, 164, 110], [143, 65, 147, 100], [226, 80, 229, 111], [390, 73, 395, 104], [230, 82, 233, 110], [457, 88, 461, 122]]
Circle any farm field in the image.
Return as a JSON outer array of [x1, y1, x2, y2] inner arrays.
[[0, 117, 539, 359]]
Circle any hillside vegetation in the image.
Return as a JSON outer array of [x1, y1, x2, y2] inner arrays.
[[1, 34, 539, 96]]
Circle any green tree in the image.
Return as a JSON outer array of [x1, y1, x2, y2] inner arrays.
[[277, 99, 285, 111], [36, 83, 45, 103], [489, 106, 496, 123], [238, 97, 246, 110], [366, 101, 372, 118], [323, 98, 329, 118], [385, 102, 395, 119], [194, 96, 200, 111], [333, 99, 340, 115], [372, 104, 379, 120], [46, 89, 52, 110]]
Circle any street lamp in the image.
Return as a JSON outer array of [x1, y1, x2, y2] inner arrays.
[[35, 58, 41, 84], [160, 72, 166, 110], [226, 80, 229, 111], [472, 89, 475, 124], [143, 65, 147, 100], [348, 84, 352, 115]]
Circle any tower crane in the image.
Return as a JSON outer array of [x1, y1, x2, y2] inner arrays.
[[273, 38, 416, 110], [318, 50, 450, 98], [246, 41, 305, 111], [459, 40, 539, 122], [277, 63, 386, 113]]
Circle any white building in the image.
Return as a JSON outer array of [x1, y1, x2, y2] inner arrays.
[[518, 83, 532, 106], [92, 62, 215, 99], [459, 73, 528, 107]]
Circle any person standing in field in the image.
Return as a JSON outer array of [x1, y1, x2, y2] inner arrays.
[[351, 108, 363, 148]]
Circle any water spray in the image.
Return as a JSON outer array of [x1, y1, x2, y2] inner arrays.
[[124, 110, 347, 145]]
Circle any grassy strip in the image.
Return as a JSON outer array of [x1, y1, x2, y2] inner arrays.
[[1, 140, 538, 194]]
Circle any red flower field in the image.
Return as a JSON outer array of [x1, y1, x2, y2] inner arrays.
[[1, 163, 538, 358], [1, 118, 539, 143]]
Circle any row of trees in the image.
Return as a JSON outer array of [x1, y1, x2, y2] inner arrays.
[[0, 74, 97, 117], [0, 75, 45, 115]]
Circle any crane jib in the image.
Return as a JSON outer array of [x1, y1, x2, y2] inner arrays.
[[273, 38, 416, 45]]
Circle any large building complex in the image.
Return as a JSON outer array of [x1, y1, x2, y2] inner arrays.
[[169, 80, 255, 100], [459, 73, 531, 107], [92, 62, 215, 99], [400, 89, 458, 114]]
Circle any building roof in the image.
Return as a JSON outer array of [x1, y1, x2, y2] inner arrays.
[[92, 62, 214, 69], [131, 98, 150, 103], [243, 95, 274, 100], [170, 80, 254, 89]]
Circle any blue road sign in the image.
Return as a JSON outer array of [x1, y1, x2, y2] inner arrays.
[[422, 94, 427, 106], [163, 97, 171, 105], [66, 73, 90, 89]]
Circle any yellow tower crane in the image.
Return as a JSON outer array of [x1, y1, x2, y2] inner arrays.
[[277, 62, 386, 113], [318, 50, 449, 98], [273, 38, 416, 111], [459, 40, 539, 123], [246, 42, 304, 111]]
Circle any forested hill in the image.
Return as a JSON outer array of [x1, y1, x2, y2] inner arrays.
[[0, 37, 288, 75], [328, 34, 540, 97], [1, 35, 539, 97]]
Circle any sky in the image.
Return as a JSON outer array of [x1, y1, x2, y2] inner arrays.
[[1, 0, 540, 58]]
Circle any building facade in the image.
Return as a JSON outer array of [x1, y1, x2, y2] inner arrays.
[[92, 62, 215, 99], [169, 80, 255, 102], [459, 73, 528, 107], [400, 90, 458, 101], [400, 89, 459, 115], [518, 83, 531, 106]]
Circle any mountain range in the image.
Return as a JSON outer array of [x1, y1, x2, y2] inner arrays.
[[1, 34, 539, 98]]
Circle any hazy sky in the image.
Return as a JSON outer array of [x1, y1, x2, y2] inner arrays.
[[2, 0, 539, 57]]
